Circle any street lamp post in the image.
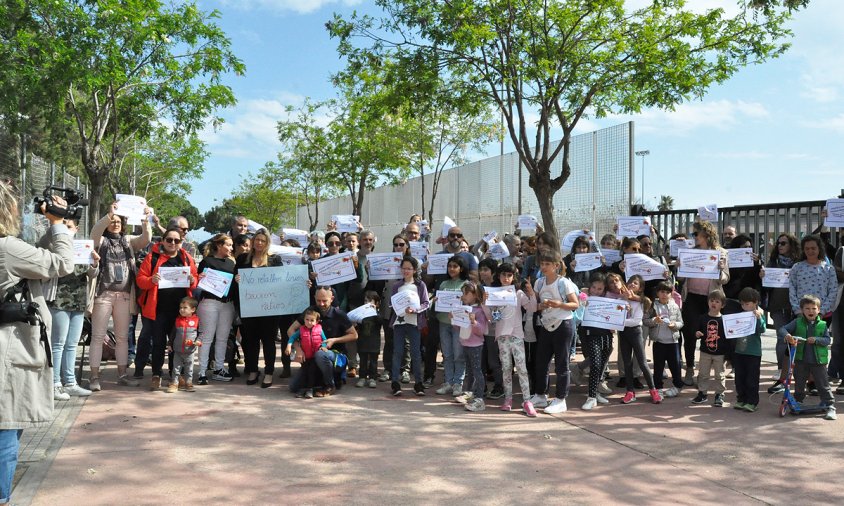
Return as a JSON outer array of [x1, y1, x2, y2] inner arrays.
[[635, 149, 650, 207]]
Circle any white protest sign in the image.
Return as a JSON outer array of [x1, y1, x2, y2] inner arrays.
[[824, 199, 844, 228], [623, 253, 667, 281], [331, 214, 360, 233], [483, 231, 498, 245], [677, 249, 721, 280], [582, 296, 628, 331], [73, 240, 94, 265], [600, 248, 622, 265], [484, 285, 517, 306], [367, 252, 403, 281], [409, 241, 429, 262], [697, 204, 718, 222], [441, 216, 457, 238], [450, 307, 472, 328], [723, 311, 758, 339], [435, 290, 464, 312], [311, 251, 357, 285], [157, 266, 191, 289], [761, 267, 790, 288], [198, 268, 234, 298], [561, 229, 594, 255], [488, 241, 510, 260], [282, 228, 310, 246], [238, 265, 309, 317], [669, 239, 696, 258], [391, 289, 421, 316], [573, 253, 603, 272], [517, 215, 538, 233], [246, 219, 266, 233], [616, 216, 651, 238], [727, 248, 754, 268], [114, 194, 147, 225], [347, 304, 378, 324], [426, 253, 452, 275]]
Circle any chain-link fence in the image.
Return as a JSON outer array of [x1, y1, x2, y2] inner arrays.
[[298, 122, 633, 245], [1, 132, 90, 241]]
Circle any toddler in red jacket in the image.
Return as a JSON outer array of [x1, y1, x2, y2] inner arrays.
[[167, 297, 200, 393]]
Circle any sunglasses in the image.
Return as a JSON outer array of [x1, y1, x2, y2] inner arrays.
[[164, 237, 183, 244], [692, 232, 699, 237], [777, 241, 788, 246], [393, 243, 406, 247], [326, 240, 341, 246], [448, 233, 463, 238]]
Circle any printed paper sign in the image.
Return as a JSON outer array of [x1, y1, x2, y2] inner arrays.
[[562, 229, 594, 254], [669, 239, 696, 257], [517, 215, 538, 232], [238, 265, 309, 317], [441, 216, 457, 238], [426, 253, 452, 275], [616, 216, 651, 238], [347, 304, 378, 324], [727, 248, 754, 268], [270, 245, 304, 266], [451, 307, 472, 328], [73, 240, 94, 265], [331, 214, 360, 233], [367, 252, 403, 281], [723, 311, 758, 339], [582, 296, 628, 331], [157, 266, 191, 289], [761, 267, 790, 288], [114, 194, 147, 225], [600, 248, 622, 265], [484, 285, 517, 306], [698, 204, 718, 222], [488, 241, 510, 260], [624, 253, 667, 281], [247, 219, 267, 233], [282, 228, 310, 246], [391, 290, 421, 316], [435, 290, 464, 312], [824, 199, 844, 228], [483, 231, 498, 245], [677, 249, 721, 280], [409, 241, 429, 262], [573, 253, 603, 272], [198, 268, 234, 298], [311, 251, 357, 285]]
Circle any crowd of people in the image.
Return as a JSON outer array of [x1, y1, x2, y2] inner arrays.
[[2, 175, 843, 503]]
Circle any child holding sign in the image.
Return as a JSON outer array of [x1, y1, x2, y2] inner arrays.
[[732, 288, 766, 412], [433, 256, 470, 397], [454, 281, 490, 412], [645, 282, 685, 399], [389, 256, 431, 397], [285, 308, 329, 399], [579, 273, 614, 411]]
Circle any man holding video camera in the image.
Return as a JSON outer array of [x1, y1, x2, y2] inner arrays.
[[0, 179, 74, 505]]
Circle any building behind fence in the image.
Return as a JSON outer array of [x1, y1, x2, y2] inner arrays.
[[1, 133, 90, 240], [297, 122, 634, 244]]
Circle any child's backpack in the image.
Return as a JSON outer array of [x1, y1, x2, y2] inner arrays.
[[331, 350, 348, 389]]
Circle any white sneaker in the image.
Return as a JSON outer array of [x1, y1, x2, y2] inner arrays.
[[663, 386, 680, 398], [54, 385, 70, 401], [455, 392, 474, 405], [465, 398, 486, 412], [772, 369, 782, 380], [544, 398, 568, 414], [530, 394, 548, 408], [726, 368, 735, 379], [569, 366, 583, 386], [355, 378, 367, 388], [451, 385, 464, 397], [435, 383, 453, 395], [400, 371, 411, 384], [89, 378, 101, 392], [581, 397, 597, 410], [598, 381, 612, 395], [63, 384, 92, 397], [596, 393, 610, 404], [824, 409, 838, 421]]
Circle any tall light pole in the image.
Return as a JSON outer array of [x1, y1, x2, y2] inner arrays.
[[635, 149, 650, 207]]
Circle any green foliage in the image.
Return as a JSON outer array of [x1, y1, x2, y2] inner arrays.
[[329, 0, 795, 234], [228, 173, 299, 234], [202, 200, 244, 235]]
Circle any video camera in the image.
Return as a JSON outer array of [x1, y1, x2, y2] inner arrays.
[[33, 186, 88, 221]]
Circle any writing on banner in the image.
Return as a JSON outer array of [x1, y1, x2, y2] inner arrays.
[[331, 214, 360, 233], [391, 289, 421, 316], [561, 229, 594, 254], [368, 253, 403, 281], [197, 268, 234, 298], [761, 267, 790, 288], [409, 241, 429, 262], [238, 265, 309, 317], [623, 253, 667, 281], [698, 204, 718, 222], [669, 239, 695, 258], [73, 240, 94, 265], [488, 241, 510, 260], [451, 306, 473, 328], [484, 285, 517, 306], [517, 215, 538, 233], [582, 296, 628, 331], [435, 290, 464, 312], [726, 248, 754, 268], [677, 249, 721, 280], [600, 248, 622, 265], [158, 266, 191, 289], [616, 216, 651, 238], [824, 199, 844, 228], [311, 251, 357, 285], [573, 253, 602, 272], [723, 311, 759, 339], [114, 194, 147, 225], [426, 253, 452, 275]]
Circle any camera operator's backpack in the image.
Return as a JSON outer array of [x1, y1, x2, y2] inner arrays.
[[1, 278, 51, 366]]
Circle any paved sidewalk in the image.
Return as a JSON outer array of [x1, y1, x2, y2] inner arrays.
[[12, 329, 844, 505]]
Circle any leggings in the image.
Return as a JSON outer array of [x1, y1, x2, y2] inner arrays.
[[524, 340, 538, 396], [497, 335, 530, 400], [619, 326, 656, 392], [359, 352, 378, 380], [681, 293, 709, 369], [582, 334, 613, 398], [241, 315, 279, 374]]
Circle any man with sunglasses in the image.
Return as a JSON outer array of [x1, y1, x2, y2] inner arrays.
[[439, 227, 478, 281]]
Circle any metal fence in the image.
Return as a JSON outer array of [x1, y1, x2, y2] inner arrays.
[[298, 122, 633, 245], [646, 199, 843, 260], [1, 133, 90, 240]]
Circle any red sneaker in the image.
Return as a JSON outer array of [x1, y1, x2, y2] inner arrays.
[[621, 391, 637, 404], [649, 388, 663, 404]]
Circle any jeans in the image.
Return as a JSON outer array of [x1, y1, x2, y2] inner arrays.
[[288, 349, 334, 392], [0, 429, 22, 503], [49, 308, 84, 386], [620, 326, 656, 392], [769, 308, 791, 372], [133, 317, 155, 377], [423, 318, 440, 381], [484, 335, 502, 388], [463, 345, 485, 398], [652, 342, 684, 390], [733, 353, 761, 405], [381, 320, 410, 377], [534, 319, 574, 399], [196, 299, 236, 374], [392, 324, 423, 383], [439, 322, 465, 386]]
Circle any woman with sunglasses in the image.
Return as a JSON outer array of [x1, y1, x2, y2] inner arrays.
[[760, 233, 800, 394], [135, 227, 198, 391], [234, 229, 283, 386], [89, 202, 152, 391], [321, 231, 366, 312]]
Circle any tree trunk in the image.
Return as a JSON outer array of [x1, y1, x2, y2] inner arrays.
[[527, 162, 557, 238], [85, 165, 108, 230]]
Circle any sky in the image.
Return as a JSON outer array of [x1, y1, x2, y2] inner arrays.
[[191, 0, 844, 216]]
